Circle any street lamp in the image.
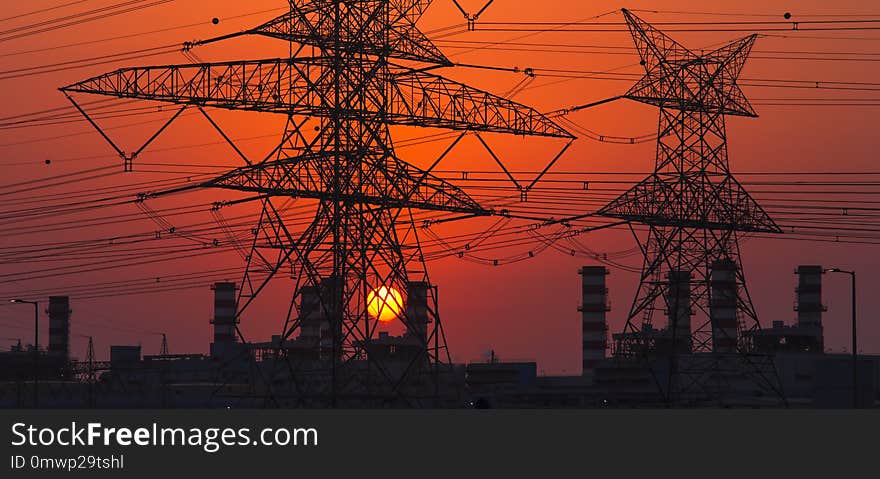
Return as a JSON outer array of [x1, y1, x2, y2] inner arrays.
[[823, 268, 858, 408], [9, 299, 39, 408]]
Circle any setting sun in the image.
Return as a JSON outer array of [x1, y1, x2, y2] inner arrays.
[[367, 286, 404, 323]]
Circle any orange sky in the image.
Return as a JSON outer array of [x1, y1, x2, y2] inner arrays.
[[1, 1, 879, 373]]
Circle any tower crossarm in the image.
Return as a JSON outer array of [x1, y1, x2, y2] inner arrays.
[[621, 8, 758, 118], [205, 153, 491, 215], [60, 57, 572, 138], [596, 173, 782, 233], [387, 67, 573, 138]]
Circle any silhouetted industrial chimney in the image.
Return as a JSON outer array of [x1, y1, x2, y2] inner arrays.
[[298, 284, 322, 348], [211, 282, 238, 347], [293, 278, 344, 361], [666, 270, 692, 352], [710, 260, 739, 353], [579, 266, 609, 382], [795, 265, 825, 350], [405, 281, 431, 343], [47, 296, 71, 360], [795, 265, 824, 328]]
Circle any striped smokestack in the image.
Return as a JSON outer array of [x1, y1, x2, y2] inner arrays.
[[795, 265, 825, 351], [710, 260, 739, 353], [211, 282, 238, 345], [48, 296, 71, 360], [666, 270, 692, 353], [405, 281, 430, 343], [579, 266, 609, 382]]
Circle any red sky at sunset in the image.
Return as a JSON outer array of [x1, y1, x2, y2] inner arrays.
[[1, 0, 879, 375]]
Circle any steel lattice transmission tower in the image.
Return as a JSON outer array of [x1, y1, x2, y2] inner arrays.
[[597, 10, 784, 404], [62, 0, 572, 406]]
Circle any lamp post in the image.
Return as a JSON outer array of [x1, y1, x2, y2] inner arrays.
[[823, 268, 857, 408], [9, 299, 39, 408]]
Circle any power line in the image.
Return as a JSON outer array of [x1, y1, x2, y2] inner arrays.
[[0, 45, 181, 81], [0, 1, 91, 24], [0, 6, 287, 59], [0, 0, 176, 43]]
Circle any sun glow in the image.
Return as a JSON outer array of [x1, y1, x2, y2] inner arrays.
[[367, 286, 404, 323]]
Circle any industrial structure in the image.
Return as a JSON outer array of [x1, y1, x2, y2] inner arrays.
[[0, 266, 876, 408], [579, 266, 609, 383], [59, 0, 572, 406], [0, 6, 876, 410], [596, 10, 785, 406]]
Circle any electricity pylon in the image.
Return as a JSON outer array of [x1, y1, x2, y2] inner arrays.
[[598, 9, 784, 405], [62, 0, 572, 406]]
